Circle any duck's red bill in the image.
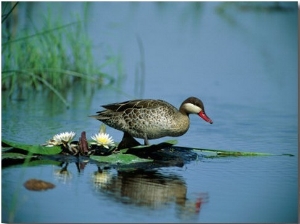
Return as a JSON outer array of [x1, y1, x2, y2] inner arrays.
[[198, 111, 213, 124]]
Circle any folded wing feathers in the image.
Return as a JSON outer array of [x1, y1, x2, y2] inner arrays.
[[101, 99, 165, 112]]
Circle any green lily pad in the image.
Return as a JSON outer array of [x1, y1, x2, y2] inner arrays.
[[91, 151, 153, 165], [90, 140, 179, 165], [2, 139, 62, 155]]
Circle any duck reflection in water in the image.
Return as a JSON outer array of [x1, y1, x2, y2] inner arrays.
[[92, 166, 209, 221]]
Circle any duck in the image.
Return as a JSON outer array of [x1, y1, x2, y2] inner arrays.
[[90, 97, 213, 147]]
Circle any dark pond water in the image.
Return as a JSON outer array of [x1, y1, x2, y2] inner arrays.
[[2, 2, 298, 223]]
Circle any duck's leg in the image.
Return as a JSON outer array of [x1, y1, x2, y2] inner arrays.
[[143, 134, 149, 145], [118, 132, 141, 149]]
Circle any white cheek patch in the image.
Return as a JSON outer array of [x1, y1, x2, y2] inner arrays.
[[183, 103, 202, 114]]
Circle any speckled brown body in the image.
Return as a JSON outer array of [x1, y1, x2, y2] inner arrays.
[[90, 97, 212, 144], [92, 99, 189, 139]]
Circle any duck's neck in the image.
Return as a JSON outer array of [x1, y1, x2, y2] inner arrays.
[[169, 112, 190, 137], [179, 107, 189, 116]]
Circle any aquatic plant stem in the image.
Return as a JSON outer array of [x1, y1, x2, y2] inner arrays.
[[1, 2, 19, 23], [2, 21, 80, 45]]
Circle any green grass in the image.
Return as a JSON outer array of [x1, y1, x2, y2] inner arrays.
[[2, 3, 123, 107]]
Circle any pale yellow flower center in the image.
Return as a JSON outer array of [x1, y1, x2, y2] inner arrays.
[[91, 133, 114, 148]]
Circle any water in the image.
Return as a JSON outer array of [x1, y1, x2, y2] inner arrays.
[[2, 2, 298, 223]]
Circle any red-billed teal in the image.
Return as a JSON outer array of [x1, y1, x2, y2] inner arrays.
[[90, 97, 213, 146]]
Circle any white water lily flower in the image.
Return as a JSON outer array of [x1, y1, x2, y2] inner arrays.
[[46, 131, 76, 146], [91, 133, 114, 149]]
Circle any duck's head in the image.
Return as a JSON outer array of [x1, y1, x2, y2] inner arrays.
[[180, 97, 213, 124]]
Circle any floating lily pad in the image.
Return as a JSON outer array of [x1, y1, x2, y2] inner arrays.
[[2, 139, 62, 155], [91, 152, 153, 165], [90, 140, 200, 168]]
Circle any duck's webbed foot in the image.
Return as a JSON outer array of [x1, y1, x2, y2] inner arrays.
[[118, 132, 141, 149]]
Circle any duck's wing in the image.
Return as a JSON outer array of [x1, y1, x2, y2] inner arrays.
[[101, 99, 168, 112]]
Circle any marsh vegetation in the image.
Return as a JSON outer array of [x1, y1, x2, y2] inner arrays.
[[2, 2, 123, 106]]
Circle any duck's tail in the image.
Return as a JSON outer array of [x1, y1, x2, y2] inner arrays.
[[89, 110, 112, 121]]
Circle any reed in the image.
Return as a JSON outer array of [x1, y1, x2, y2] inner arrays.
[[2, 3, 121, 106]]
